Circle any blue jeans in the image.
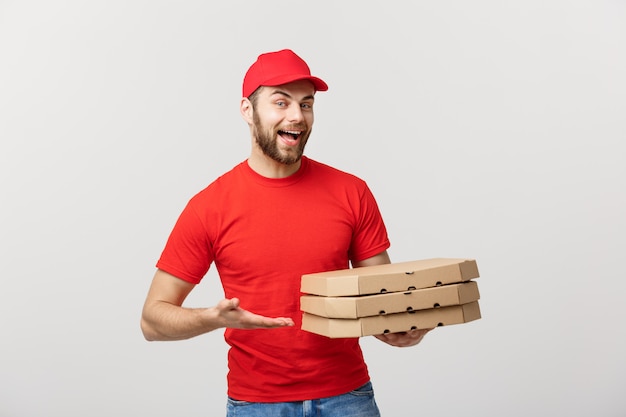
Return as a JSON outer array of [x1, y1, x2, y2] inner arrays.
[[226, 381, 381, 417]]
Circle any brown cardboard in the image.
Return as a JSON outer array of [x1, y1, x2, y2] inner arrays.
[[301, 301, 481, 338], [300, 258, 479, 296], [300, 281, 480, 319]]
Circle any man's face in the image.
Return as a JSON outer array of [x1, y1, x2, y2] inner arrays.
[[250, 80, 315, 165]]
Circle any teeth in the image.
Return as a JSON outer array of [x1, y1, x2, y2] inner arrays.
[[280, 130, 301, 140]]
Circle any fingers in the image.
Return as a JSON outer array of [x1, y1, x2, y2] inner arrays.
[[375, 328, 433, 347], [259, 316, 295, 328]]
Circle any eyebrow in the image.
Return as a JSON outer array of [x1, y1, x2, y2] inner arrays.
[[270, 89, 315, 102]]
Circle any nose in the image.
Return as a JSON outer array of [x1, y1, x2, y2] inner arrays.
[[286, 103, 304, 123]]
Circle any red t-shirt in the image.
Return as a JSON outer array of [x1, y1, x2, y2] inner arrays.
[[156, 156, 390, 402]]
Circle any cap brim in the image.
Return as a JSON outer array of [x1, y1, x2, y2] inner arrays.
[[261, 74, 328, 92]]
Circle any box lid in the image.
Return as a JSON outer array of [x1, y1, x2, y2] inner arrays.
[[301, 301, 481, 338], [301, 258, 479, 296], [300, 281, 480, 318]]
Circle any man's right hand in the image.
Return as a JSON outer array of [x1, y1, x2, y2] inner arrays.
[[213, 297, 294, 329]]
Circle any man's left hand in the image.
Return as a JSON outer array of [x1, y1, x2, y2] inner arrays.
[[374, 328, 433, 347]]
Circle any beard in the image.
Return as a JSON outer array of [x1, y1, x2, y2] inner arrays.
[[252, 110, 311, 165]]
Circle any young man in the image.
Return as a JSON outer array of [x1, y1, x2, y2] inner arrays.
[[141, 49, 430, 416]]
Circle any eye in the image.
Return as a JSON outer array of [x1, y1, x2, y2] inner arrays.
[[301, 102, 313, 110], [276, 100, 287, 107]]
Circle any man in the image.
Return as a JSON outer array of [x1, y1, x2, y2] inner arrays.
[[141, 49, 431, 416]]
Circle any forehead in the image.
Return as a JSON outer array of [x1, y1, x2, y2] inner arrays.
[[260, 79, 316, 99]]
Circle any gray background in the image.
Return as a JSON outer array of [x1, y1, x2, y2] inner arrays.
[[1, 1, 625, 416]]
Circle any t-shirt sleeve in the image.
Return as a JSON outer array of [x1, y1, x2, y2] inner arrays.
[[348, 183, 390, 262], [156, 200, 214, 284]]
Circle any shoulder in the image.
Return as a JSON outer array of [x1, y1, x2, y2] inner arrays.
[[305, 157, 367, 186], [187, 161, 247, 205]]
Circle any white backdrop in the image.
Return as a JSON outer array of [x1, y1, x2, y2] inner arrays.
[[1, 1, 625, 416]]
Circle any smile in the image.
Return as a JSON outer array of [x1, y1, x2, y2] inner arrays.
[[279, 130, 302, 141]]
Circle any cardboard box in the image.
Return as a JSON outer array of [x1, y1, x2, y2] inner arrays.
[[301, 301, 481, 338], [300, 281, 480, 319], [301, 258, 479, 297]]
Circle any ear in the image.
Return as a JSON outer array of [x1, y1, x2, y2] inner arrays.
[[240, 97, 253, 124]]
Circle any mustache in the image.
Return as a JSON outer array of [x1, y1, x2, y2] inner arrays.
[[278, 124, 307, 131]]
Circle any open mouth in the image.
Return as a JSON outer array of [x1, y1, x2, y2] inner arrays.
[[278, 130, 302, 143]]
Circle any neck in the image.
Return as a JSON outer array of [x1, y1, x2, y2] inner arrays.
[[247, 151, 302, 179]]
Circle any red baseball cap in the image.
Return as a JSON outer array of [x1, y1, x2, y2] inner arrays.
[[242, 49, 329, 98]]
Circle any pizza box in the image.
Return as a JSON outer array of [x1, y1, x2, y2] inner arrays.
[[300, 281, 480, 318], [301, 301, 481, 338], [301, 258, 479, 296]]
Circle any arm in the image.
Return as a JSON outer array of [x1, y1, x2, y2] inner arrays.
[[353, 251, 433, 348], [140, 269, 294, 341], [351, 250, 391, 268]]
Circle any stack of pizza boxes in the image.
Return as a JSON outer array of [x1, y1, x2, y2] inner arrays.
[[300, 258, 481, 338]]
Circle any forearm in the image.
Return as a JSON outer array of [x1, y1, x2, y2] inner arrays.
[[141, 301, 221, 341]]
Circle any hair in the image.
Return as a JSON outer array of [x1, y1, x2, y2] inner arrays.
[[247, 87, 262, 110]]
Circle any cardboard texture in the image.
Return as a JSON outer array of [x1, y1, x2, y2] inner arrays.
[[300, 258, 479, 296], [300, 281, 480, 319], [301, 301, 481, 338]]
